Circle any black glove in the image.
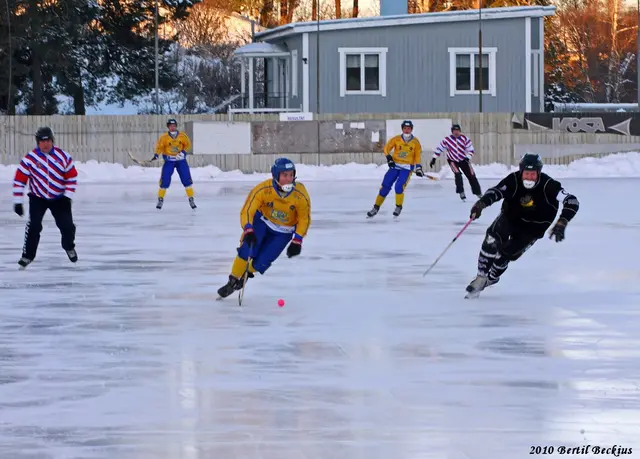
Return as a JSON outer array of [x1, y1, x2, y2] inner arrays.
[[470, 200, 487, 220], [549, 218, 568, 242], [414, 165, 424, 177], [14, 203, 23, 217], [287, 239, 302, 258], [242, 226, 257, 246], [385, 155, 396, 169], [429, 158, 436, 168]]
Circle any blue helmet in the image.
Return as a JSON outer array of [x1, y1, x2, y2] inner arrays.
[[271, 157, 296, 192], [271, 157, 296, 180]]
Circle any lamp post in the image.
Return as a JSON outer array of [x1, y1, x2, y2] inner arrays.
[[316, 0, 320, 156], [155, 0, 160, 114], [478, 0, 483, 113], [5, 0, 12, 114]]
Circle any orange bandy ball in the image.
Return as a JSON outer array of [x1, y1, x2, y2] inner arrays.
[[278, 299, 285, 307]]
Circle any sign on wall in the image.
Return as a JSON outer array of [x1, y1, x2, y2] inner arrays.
[[512, 113, 640, 136], [187, 121, 252, 155], [279, 112, 314, 121], [386, 118, 452, 152]]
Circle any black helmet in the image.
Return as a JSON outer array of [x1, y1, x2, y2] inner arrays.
[[167, 118, 177, 127], [35, 127, 54, 142], [519, 152, 543, 173], [451, 124, 461, 132], [519, 153, 543, 188], [401, 120, 413, 129]]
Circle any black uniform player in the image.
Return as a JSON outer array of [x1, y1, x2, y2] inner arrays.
[[464, 153, 580, 298]]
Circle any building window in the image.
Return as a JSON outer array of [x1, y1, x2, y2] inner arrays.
[[338, 47, 388, 97], [448, 47, 497, 97], [531, 50, 541, 97], [291, 50, 298, 97]]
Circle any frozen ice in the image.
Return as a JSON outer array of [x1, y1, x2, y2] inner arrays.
[[1, 164, 640, 459]]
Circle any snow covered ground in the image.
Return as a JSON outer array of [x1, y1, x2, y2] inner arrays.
[[3, 151, 640, 184], [1, 154, 639, 459]]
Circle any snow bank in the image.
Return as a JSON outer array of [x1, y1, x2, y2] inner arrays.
[[2, 152, 640, 183]]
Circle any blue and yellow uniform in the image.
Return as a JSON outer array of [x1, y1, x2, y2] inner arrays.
[[153, 118, 196, 209], [217, 158, 312, 299], [367, 120, 424, 218]]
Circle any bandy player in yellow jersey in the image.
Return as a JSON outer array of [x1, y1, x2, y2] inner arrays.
[[217, 158, 312, 300], [151, 118, 196, 210], [367, 120, 423, 218]]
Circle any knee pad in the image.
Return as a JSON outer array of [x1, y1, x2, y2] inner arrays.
[[481, 233, 498, 255], [379, 184, 391, 197]]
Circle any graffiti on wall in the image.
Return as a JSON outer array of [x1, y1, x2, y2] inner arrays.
[[512, 113, 640, 136]]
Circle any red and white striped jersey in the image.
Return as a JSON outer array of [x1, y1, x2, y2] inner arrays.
[[434, 135, 475, 162], [13, 147, 78, 204]]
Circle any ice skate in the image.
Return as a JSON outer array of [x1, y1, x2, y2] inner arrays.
[[18, 257, 32, 270], [475, 193, 482, 199], [66, 249, 78, 263], [393, 205, 402, 217], [188, 197, 197, 209], [217, 274, 253, 300], [459, 191, 466, 201], [366, 205, 380, 218], [465, 275, 488, 299], [156, 197, 164, 209]]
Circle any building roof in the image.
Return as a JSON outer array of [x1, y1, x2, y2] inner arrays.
[[234, 42, 290, 57], [255, 5, 556, 41]]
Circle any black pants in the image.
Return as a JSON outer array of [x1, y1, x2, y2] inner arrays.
[[23, 194, 76, 260], [448, 159, 482, 195], [476, 213, 539, 280]]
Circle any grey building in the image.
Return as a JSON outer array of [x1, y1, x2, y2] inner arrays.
[[233, 4, 555, 115]]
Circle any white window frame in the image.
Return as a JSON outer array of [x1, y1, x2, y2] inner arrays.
[[448, 47, 498, 97], [291, 50, 298, 98], [531, 50, 541, 97], [338, 47, 388, 97]]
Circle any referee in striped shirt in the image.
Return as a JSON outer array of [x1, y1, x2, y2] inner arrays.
[[430, 124, 482, 201]]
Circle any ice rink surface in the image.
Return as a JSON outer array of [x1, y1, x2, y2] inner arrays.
[[1, 176, 640, 459]]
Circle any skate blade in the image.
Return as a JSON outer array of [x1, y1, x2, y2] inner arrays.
[[465, 291, 481, 299]]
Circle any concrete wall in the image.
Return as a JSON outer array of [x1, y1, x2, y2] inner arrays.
[[2, 113, 640, 173]]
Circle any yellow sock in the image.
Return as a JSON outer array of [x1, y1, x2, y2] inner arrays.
[[396, 193, 405, 207], [231, 256, 247, 278], [158, 188, 167, 198], [230, 256, 256, 278], [185, 186, 194, 198], [375, 195, 385, 207]]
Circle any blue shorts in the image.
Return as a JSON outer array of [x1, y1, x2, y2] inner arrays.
[[237, 212, 292, 274], [159, 160, 193, 189], [379, 168, 411, 197]]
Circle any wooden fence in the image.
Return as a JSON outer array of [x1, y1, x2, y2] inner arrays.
[[2, 113, 639, 172]]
